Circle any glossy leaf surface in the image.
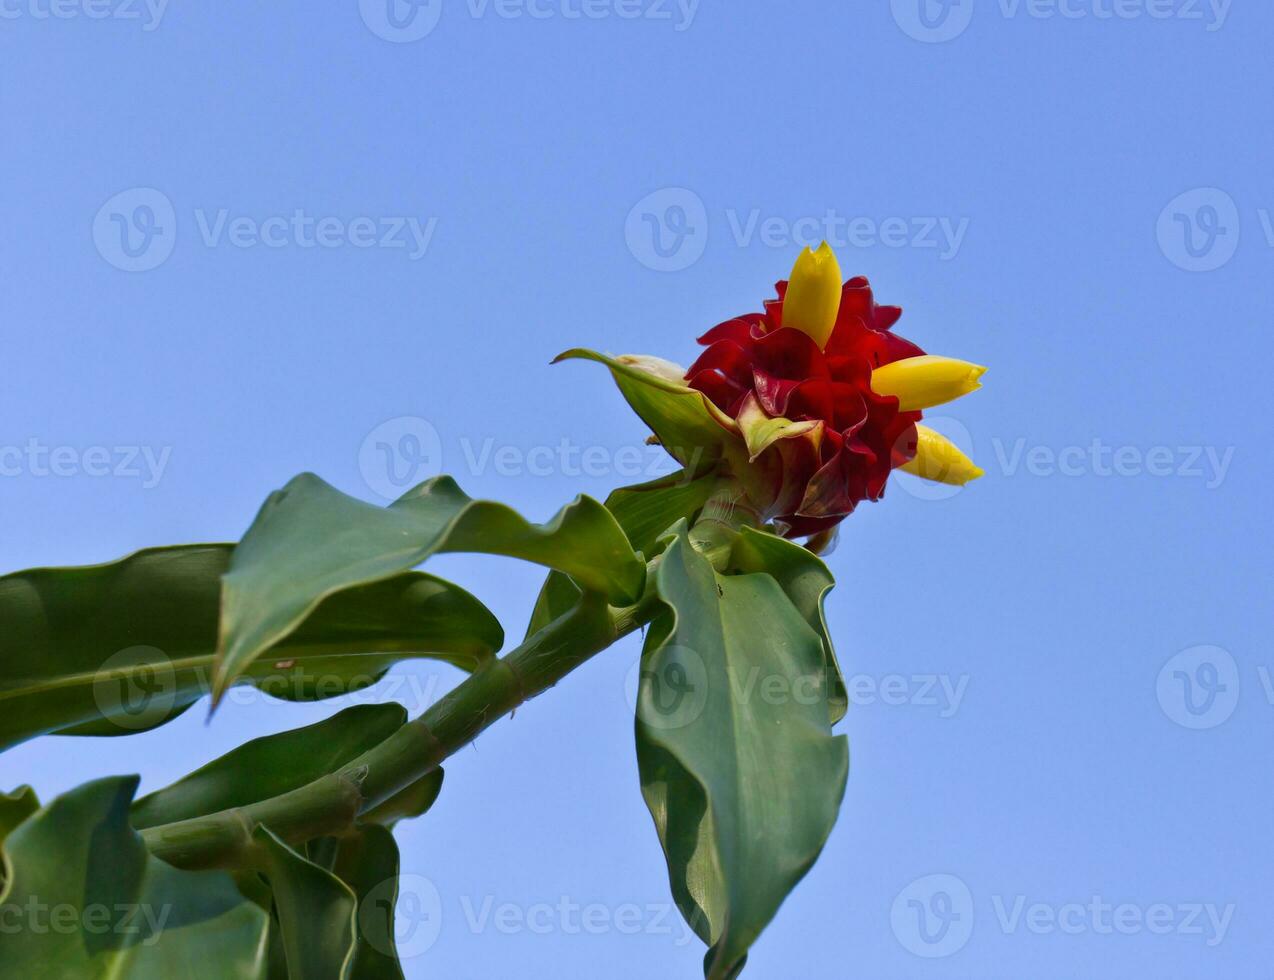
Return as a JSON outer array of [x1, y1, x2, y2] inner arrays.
[[554, 349, 734, 469], [637, 530, 848, 979], [252, 827, 357, 979], [0, 546, 500, 752], [728, 526, 848, 724], [131, 704, 409, 830], [0, 777, 269, 978], [216, 474, 644, 701], [525, 468, 718, 637]]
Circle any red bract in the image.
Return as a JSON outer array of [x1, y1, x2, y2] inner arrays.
[[685, 276, 925, 537]]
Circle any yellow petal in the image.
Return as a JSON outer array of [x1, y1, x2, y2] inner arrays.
[[899, 424, 984, 485], [871, 355, 986, 412], [782, 242, 842, 349]]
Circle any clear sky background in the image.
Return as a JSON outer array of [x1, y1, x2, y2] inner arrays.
[[2, 2, 1272, 977]]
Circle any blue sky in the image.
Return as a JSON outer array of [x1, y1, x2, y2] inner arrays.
[[2, 1, 1272, 976]]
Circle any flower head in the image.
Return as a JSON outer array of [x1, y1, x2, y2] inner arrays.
[[557, 243, 985, 540], [683, 243, 985, 536]]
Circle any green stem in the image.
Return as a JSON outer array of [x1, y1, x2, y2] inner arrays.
[[143, 581, 661, 869], [142, 503, 754, 871]]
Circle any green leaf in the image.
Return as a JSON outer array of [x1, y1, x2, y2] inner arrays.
[[637, 528, 849, 980], [0, 777, 269, 978], [524, 570, 585, 641], [553, 349, 735, 470], [606, 469, 722, 559], [308, 825, 411, 980], [360, 769, 444, 829], [555, 350, 780, 517], [0, 785, 39, 853], [216, 473, 645, 702], [131, 704, 408, 830], [728, 527, 848, 724], [526, 468, 718, 637], [0, 545, 501, 752], [735, 393, 822, 461], [252, 827, 357, 980]]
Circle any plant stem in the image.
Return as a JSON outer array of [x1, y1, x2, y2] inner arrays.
[[142, 581, 661, 869], [141, 504, 752, 871]]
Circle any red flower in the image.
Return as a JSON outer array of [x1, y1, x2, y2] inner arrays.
[[684, 276, 925, 537], [558, 244, 983, 538]]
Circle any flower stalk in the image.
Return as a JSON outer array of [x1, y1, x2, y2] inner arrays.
[[141, 591, 651, 868]]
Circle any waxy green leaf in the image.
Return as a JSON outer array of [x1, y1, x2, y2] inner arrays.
[[307, 825, 411, 980], [131, 704, 410, 830], [0, 777, 269, 978], [556, 349, 784, 517], [728, 526, 848, 724], [359, 768, 444, 829], [216, 474, 644, 702], [637, 528, 848, 980], [0, 785, 39, 853], [252, 827, 357, 980], [606, 468, 721, 559], [553, 349, 734, 470], [0, 546, 501, 752], [526, 468, 718, 637]]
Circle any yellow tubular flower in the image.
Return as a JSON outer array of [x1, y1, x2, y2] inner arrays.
[[871, 355, 987, 412], [782, 241, 842, 349], [900, 424, 984, 485]]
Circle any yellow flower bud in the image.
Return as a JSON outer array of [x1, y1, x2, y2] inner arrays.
[[782, 242, 842, 349], [899, 424, 984, 485], [870, 355, 986, 412]]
